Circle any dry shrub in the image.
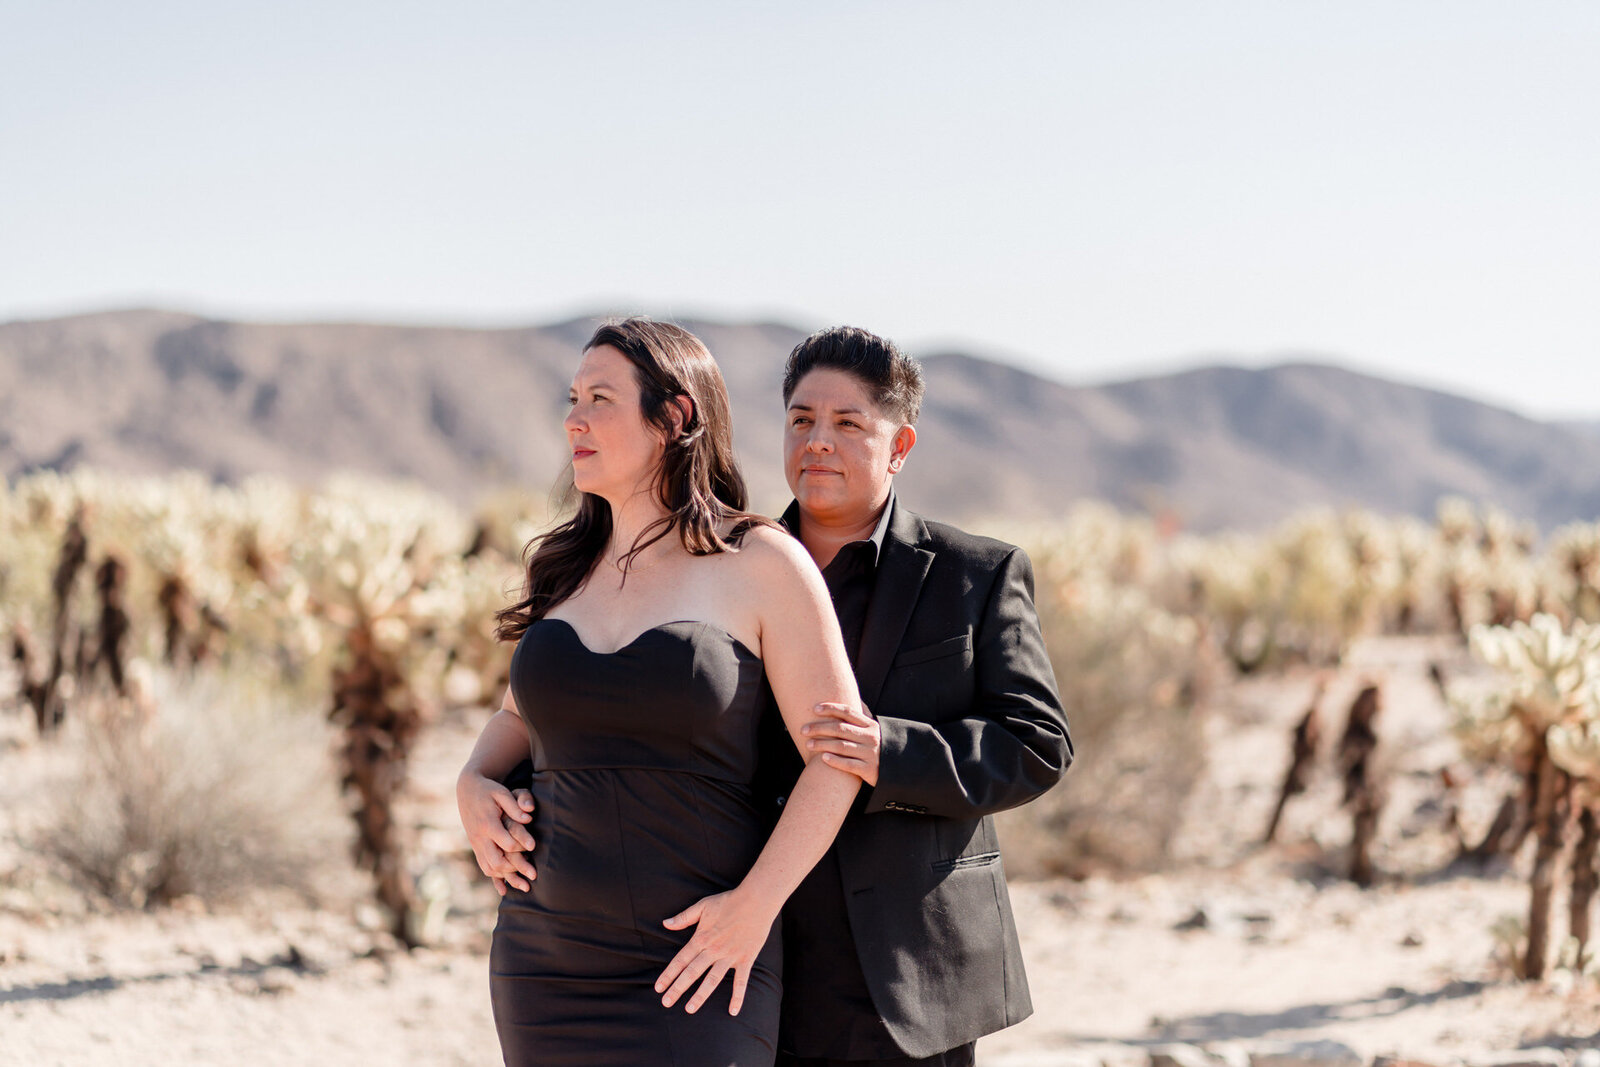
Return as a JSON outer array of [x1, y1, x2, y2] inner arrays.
[[999, 576, 1211, 878], [40, 666, 349, 908]]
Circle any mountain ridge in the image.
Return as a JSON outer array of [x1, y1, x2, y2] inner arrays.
[[4, 308, 1598, 531]]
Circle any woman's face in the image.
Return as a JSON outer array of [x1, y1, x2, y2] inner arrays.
[[564, 344, 665, 503]]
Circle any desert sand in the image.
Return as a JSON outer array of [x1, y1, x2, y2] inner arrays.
[[5, 635, 1600, 1066]]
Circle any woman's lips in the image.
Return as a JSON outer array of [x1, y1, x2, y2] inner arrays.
[[573, 449, 597, 460]]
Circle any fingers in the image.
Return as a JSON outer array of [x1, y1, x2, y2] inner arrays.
[[654, 897, 707, 1002], [489, 820, 528, 856], [492, 787, 534, 824], [496, 849, 534, 892], [474, 840, 507, 880], [809, 701, 872, 724], [802, 703, 879, 785], [501, 814, 537, 852], [684, 961, 732, 1014], [728, 966, 749, 1016], [655, 940, 701, 1001], [659, 948, 712, 1008], [819, 752, 869, 776], [473, 787, 533, 853], [805, 724, 869, 744], [512, 788, 535, 812], [503, 850, 538, 883], [476, 840, 536, 891], [805, 734, 869, 757], [801, 720, 873, 745], [820, 751, 876, 786], [662, 899, 703, 931]]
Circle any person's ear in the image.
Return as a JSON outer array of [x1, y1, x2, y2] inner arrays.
[[667, 395, 695, 440], [887, 424, 916, 473]]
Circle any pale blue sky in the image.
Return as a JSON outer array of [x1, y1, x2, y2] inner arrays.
[[3, 2, 1597, 416]]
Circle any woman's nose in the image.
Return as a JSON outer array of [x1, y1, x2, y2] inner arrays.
[[804, 429, 832, 453], [563, 406, 585, 433]]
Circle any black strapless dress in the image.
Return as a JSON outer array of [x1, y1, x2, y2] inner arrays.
[[490, 618, 782, 1066]]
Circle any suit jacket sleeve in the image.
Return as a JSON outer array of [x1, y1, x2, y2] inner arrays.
[[863, 546, 1072, 818]]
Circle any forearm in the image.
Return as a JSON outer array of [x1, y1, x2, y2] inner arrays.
[[865, 546, 1071, 818], [867, 707, 1070, 818], [458, 708, 531, 785], [733, 758, 858, 916]]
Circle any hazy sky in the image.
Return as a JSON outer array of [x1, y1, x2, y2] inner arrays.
[[4, 2, 1597, 417]]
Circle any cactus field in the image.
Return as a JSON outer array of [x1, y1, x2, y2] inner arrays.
[[5, 469, 1600, 1061]]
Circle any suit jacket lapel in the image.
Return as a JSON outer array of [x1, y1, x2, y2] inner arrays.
[[856, 503, 933, 710]]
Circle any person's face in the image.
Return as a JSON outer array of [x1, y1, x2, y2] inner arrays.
[[784, 368, 915, 524], [564, 344, 665, 502]]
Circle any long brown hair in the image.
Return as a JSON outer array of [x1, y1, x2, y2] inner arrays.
[[495, 318, 771, 641]]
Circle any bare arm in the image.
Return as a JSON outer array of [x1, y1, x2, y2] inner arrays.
[[456, 686, 538, 895], [655, 529, 862, 1015]]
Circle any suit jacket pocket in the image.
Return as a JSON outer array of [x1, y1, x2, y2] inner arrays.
[[891, 633, 972, 670], [932, 850, 1000, 873]]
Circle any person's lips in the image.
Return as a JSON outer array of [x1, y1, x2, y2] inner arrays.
[[800, 465, 840, 476], [573, 448, 597, 460]]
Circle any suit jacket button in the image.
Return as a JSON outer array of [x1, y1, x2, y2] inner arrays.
[[776, 795, 786, 807]]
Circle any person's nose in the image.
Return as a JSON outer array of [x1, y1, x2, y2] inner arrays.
[[563, 404, 586, 435], [804, 426, 833, 453]]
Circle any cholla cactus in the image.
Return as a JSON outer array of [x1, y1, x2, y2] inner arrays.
[[1436, 497, 1479, 547], [1550, 523, 1600, 624], [1184, 532, 1289, 672], [1390, 515, 1444, 632], [1440, 501, 1560, 634], [0, 470, 525, 939], [16, 467, 1600, 938], [302, 481, 471, 947], [1462, 613, 1600, 978], [1468, 614, 1600, 734], [1184, 509, 1415, 671]]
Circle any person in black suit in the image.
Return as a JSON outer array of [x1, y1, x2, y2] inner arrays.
[[476, 325, 1071, 1066], [767, 326, 1072, 1067]]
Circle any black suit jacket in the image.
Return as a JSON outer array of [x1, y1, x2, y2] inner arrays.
[[767, 499, 1072, 1057]]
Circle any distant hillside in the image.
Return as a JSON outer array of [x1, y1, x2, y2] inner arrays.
[[0, 309, 808, 514], [4, 309, 1599, 531]]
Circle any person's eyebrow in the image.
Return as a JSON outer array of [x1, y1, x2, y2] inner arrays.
[[572, 379, 621, 393], [786, 401, 867, 415]]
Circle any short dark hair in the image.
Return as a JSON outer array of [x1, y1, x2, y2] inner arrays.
[[781, 326, 925, 425]]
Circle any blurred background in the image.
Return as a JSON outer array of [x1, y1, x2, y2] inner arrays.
[[4, 3, 1600, 1064]]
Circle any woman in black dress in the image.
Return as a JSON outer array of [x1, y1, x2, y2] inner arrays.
[[456, 318, 865, 1066]]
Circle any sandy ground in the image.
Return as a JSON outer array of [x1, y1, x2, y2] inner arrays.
[[5, 636, 1600, 1066]]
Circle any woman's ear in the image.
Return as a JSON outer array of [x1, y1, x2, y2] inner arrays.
[[668, 394, 696, 439]]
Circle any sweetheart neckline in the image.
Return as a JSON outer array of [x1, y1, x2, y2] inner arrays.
[[532, 616, 759, 659]]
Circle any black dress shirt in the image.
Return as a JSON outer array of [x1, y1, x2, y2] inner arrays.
[[777, 493, 904, 1059]]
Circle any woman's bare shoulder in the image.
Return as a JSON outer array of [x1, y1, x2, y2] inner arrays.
[[724, 522, 814, 579]]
